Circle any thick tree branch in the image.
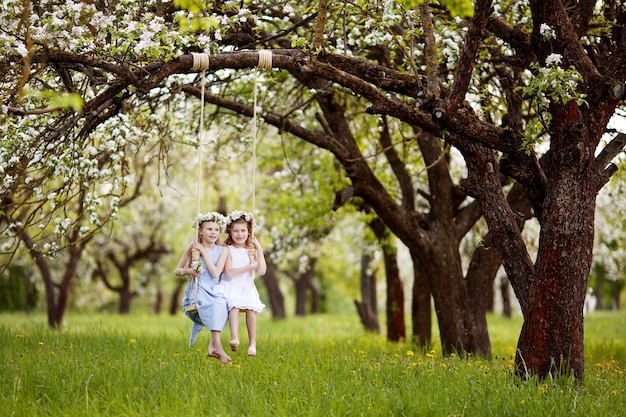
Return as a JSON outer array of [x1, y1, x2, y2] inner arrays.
[[593, 133, 626, 190], [379, 117, 415, 211], [447, 0, 493, 112], [420, 1, 440, 100]]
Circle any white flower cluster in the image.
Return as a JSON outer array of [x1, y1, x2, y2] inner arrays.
[[190, 259, 204, 273], [193, 212, 227, 229], [226, 210, 253, 226], [540, 24, 556, 41], [544, 53, 562, 68]]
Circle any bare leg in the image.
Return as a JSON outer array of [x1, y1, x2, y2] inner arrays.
[[228, 308, 240, 351], [207, 331, 231, 364], [246, 310, 257, 356]]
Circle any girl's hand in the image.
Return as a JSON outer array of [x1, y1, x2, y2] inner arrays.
[[250, 260, 259, 271], [249, 236, 261, 248]]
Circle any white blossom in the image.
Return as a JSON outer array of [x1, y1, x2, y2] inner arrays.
[[540, 24, 556, 40], [545, 53, 562, 68], [16, 42, 28, 57]]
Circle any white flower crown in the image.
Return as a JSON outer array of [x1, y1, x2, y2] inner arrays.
[[192, 212, 227, 229], [226, 210, 254, 226]]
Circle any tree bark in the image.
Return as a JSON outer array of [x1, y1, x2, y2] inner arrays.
[[355, 253, 380, 332], [293, 258, 316, 316], [500, 276, 512, 318], [516, 97, 596, 379], [169, 280, 185, 315], [153, 289, 163, 314], [261, 260, 286, 319], [410, 252, 432, 347]]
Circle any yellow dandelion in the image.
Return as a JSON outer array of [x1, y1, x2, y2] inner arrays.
[[38, 341, 44, 347], [129, 338, 136, 343], [450, 353, 457, 358], [406, 350, 415, 357]]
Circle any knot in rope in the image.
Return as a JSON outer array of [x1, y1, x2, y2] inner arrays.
[[191, 53, 210, 71], [257, 50, 273, 70]]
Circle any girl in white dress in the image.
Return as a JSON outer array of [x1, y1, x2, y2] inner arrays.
[[221, 211, 266, 356]]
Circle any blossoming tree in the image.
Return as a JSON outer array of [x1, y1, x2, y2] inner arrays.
[[1, 0, 625, 382]]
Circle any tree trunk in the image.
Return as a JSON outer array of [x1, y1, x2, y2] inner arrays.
[[309, 281, 320, 313], [500, 276, 512, 318], [119, 288, 133, 314], [355, 253, 380, 332], [383, 241, 405, 342], [410, 251, 431, 347], [424, 233, 478, 355], [18, 224, 87, 329], [169, 280, 185, 315], [261, 260, 286, 319], [516, 187, 593, 379], [366, 215, 405, 341], [465, 232, 502, 356], [293, 258, 316, 316], [294, 275, 307, 316], [153, 289, 162, 314]]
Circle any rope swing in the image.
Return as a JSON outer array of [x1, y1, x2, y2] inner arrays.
[[251, 50, 273, 237], [185, 53, 211, 313], [187, 51, 273, 275]]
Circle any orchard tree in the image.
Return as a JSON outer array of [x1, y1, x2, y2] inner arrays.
[[91, 200, 170, 314], [2, 0, 626, 384]]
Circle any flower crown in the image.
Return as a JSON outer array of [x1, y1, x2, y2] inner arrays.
[[192, 212, 227, 229], [225, 210, 254, 226]]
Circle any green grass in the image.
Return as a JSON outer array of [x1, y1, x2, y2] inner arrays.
[[1, 311, 625, 416]]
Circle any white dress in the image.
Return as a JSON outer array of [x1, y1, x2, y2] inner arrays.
[[221, 245, 265, 313]]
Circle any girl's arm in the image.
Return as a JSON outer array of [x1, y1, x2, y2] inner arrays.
[[223, 247, 258, 279], [215, 247, 228, 275], [174, 242, 198, 277], [198, 245, 222, 279], [250, 237, 267, 276]]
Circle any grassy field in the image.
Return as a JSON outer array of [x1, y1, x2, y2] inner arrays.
[[1, 310, 625, 416]]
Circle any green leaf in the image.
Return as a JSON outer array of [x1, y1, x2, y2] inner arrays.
[[50, 93, 84, 112], [442, 0, 474, 18]]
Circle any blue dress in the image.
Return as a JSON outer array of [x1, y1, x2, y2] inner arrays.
[[182, 245, 228, 346]]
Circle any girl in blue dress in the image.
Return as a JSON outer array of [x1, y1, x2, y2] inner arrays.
[[175, 212, 230, 363]]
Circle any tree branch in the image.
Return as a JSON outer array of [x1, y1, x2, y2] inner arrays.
[[593, 133, 626, 190], [447, 0, 493, 112]]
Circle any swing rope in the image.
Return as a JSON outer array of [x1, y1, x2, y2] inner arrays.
[[251, 50, 273, 236], [189, 51, 272, 275], [185, 53, 211, 312]]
